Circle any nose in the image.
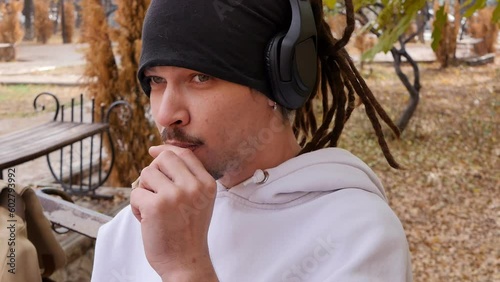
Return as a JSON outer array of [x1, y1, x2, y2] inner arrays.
[[153, 85, 190, 128]]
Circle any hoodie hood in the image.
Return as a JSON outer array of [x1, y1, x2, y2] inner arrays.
[[217, 148, 387, 205]]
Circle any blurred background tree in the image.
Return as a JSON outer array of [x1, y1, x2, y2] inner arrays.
[[0, 0, 24, 61], [34, 0, 53, 43], [327, 0, 427, 132], [468, 6, 498, 55], [22, 0, 34, 40], [326, 0, 498, 131], [81, 0, 157, 187], [432, 0, 499, 66], [61, 0, 75, 43]]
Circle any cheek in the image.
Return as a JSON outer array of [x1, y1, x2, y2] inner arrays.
[[150, 96, 161, 119], [198, 109, 240, 148]]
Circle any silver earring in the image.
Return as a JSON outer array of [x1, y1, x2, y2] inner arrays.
[[272, 102, 277, 111]]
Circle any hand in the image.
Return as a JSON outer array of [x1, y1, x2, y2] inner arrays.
[[130, 145, 218, 281]]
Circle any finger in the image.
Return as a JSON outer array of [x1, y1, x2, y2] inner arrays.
[[150, 145, 194, 158], [130, 187, 154, 222], [152, 150, 195, 184], [130, 179, 180, 222], [150, 149, 217, 201], [150, 145, 213, 180], [149, 145, 166, 158], [139, 165, 174, 194]]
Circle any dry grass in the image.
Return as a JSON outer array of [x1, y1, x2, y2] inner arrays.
[[0, 84, 85, 118]]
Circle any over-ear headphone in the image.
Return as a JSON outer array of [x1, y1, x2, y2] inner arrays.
[[265, 0, 318, 110]]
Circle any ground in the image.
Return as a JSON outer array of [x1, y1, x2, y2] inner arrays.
[[340, 59, 499, 281], [0, 49, 498, 281]]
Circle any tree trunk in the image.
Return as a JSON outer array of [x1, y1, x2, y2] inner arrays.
[[450, 0, 461, 60], [61, 0, 67, 43], [356, 4, 425, 133], [23, 0, 34, 40], [52, 0, 59, 34], [390, 48, 421, 132]]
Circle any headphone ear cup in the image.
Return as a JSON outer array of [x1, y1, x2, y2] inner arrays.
[[266, 32, 316, 109], [265, 33, 285, 105]]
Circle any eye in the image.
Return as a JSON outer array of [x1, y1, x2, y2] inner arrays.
[[146, 76, 166, 85], [193, 74, 211, 83]]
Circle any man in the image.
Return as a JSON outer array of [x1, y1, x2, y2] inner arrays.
[[92, 0, 412, 281]]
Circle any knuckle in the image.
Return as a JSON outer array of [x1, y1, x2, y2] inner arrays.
[[178, 148, 192, 157], [157, 150, 176, 161], [139, 166, 149, 178], [139, 166, 154, 183], [185, 184, 202, 197], [202, 178, 217, 191]]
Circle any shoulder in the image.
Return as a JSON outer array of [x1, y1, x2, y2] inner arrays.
[[311, 187, 408, 244], [316, 188, 413, 281]]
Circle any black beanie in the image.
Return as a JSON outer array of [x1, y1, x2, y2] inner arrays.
[[138, 0, 291, 98]]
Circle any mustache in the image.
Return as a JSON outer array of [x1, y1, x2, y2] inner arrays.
[[161, 128, 204, 146]]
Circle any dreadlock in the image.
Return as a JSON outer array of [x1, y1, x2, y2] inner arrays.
[[294, 0, 401, 168]]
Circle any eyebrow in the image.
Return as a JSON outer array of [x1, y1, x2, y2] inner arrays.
[[144, 66, 163, 76], [143, 68, 154, 76]]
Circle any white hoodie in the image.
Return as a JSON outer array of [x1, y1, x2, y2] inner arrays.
[[91, 148, 412, 282]]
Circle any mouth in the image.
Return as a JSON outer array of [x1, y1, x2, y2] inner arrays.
[[166, 142, 201, 152]]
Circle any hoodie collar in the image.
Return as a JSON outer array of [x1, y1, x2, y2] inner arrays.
[[217, 148, 387, 205]]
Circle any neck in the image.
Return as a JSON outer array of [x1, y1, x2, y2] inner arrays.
[[219, 122, 300, 188]]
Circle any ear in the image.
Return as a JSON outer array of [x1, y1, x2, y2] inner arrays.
[[267, 99, 276, 107]]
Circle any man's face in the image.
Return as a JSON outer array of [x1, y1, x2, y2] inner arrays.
[[146, 66, 276, 181]]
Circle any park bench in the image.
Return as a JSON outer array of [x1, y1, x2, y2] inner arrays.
[[0, 92, 132, 198], [0, 94, 134, 278]]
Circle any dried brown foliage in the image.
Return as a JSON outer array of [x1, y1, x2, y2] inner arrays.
[[34, 0, 53, 43], [108, 0, 158, 186], [0, 0, 24, 43], [81, 0, 118, 97], [81, 0, 156, 187], [62, 0, 75, 43], [469, 7, 499, 56], [81, 0, 119, 182], [0, 0, 24, 61]]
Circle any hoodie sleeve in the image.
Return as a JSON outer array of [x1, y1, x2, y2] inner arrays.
[[322, 189, 413, 282]]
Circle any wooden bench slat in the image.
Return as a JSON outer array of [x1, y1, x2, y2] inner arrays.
[[0, 122, 109, 170], [0, 122, 82, 154], [36, 190, 113, 239], [0, 122, 68, 143], [1, 122, 82, 148], [0, 124, 109, 169], [0, 122, 108, 158], [2, 122, 82, 150]]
